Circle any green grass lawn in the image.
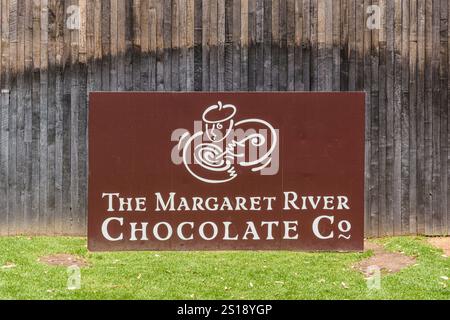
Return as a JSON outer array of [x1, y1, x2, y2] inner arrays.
[[0, 236, 448, 299]]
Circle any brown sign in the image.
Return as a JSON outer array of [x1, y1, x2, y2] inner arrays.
[[88, 92, 365, 251]]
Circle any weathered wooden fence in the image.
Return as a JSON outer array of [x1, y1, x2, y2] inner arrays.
[[0, 0, 449, 236]]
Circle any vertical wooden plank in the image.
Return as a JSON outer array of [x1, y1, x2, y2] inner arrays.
[[31, 0, 41, 233], [23, 1, 33, 232], [232, 0, 241, 90], [45, 0, 56, 235], [340, 0, 348, 91], [0, 0, 10, 235], [154, 0, 164, 91], [286, 0, 295, 91], [78, 0, 88, 234], [384, 0, 395, 235], [303, 0, 311, 90], [124, 0, 133, 91], [79, 1, 87, 66], [355, 0, 364, 91], [217, 0, 225, 90], [8, 0, 18, 235], [70, 0, 80, 234], [140, 0, 149, 90], [392, 0, 402, 235], [317, 0, 326, 90], [430, 0, 440, 235], [263, 0, 271, 90], [318, 0, 332, 91], [117, 0, 125, 91], [171, 0, 181, 91], [163, 0, 172, 90], [17, 0, 27, 231], [310, 0, 318, 90], [363, 0, 372, 236], [194, 0, 202, 90], [110, 0, 118, 91], [209, 0, 218, 91], [61, 0, 73, 234], [0, 1, 3, 235], [416, 0, 426, 234], [294, 0, 303, 91], [54, 0, 63, 234], [93, 0, 102, 91], [400, 0, 411, 234], [271, 0, 279, 91], [369, 0, 380, 237], [40, 0, 49, 233], [424, 0, 433, 234], [240, 0, 249, 91], [355, 0, 364, 220], [178, 0, 187, 91], [131, 0, 142, 91], [0, 88, 9, 235], [149, 6, 157, 91], [279, 0, 288, 91], [439, 0, 448, 235], [0, 0, 2, 90], [255, 0, 264, 91], [448, 0, 450, 235], [224, 0, 233, 90], [101, 0, 110, 91], [84, 0, 96, 227], [348, 0, 356, 91], [187, 0, 195, 90], [387, 1, 399, 234], [408, 0, 418, 235], [431, 0, 444, 235], [17, 0, 27, 233], [0, 0, 2, 78], [331, 0, 340, 91], [0, 0, 5, 232], [45, 0, 56, 234], [378, 0, 388, 236], [249, 0, 257, 90], [202, 0, 210, 91]]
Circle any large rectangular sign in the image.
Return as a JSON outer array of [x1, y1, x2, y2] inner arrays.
[[88, 92, 365, 251]]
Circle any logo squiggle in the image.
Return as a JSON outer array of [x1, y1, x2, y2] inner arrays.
[[178, 101, 278, 184]]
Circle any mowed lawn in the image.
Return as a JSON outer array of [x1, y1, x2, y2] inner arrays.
[[0, 236, 448, 300]]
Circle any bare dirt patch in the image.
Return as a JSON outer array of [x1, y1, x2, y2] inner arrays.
[[38, 254, 88, 267], [355, 241, 416, 276], [427, 237, 450, 256]]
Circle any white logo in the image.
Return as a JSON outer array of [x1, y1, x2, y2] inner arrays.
[[176, 101, 278, 184]]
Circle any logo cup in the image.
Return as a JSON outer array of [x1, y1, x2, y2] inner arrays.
[[172, 101, 279, 184]]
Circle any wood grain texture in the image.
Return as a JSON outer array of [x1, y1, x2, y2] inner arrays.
[[0, 0, 10, 235], [0, 0, 448, 236], [8, 0, 18, 234]]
